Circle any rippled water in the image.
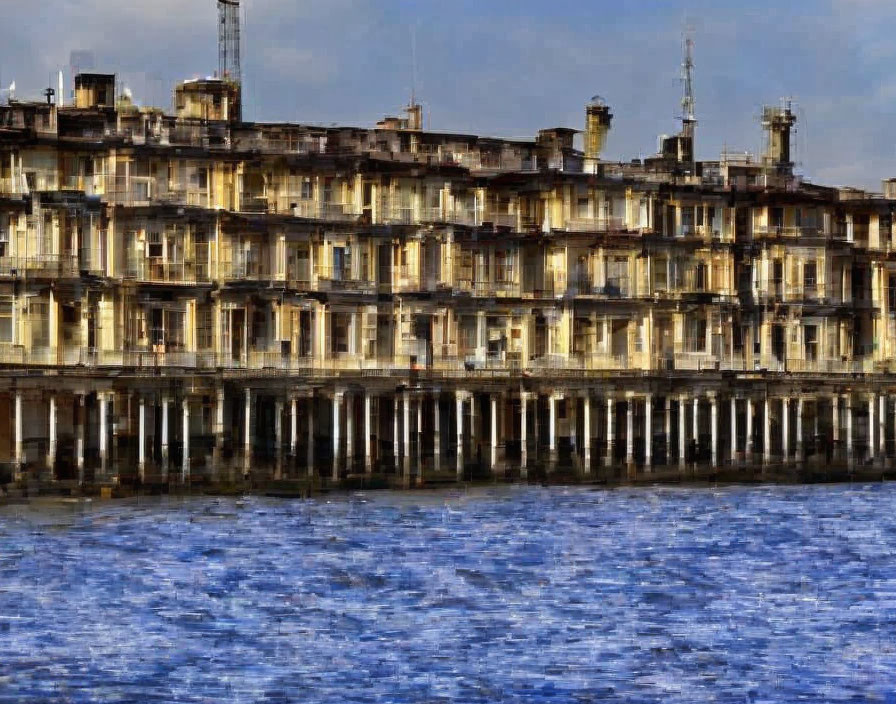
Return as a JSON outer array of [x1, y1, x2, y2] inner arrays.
[[2, 484, 896, 702]]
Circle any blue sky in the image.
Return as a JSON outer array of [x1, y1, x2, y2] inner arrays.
[[0, 0, 893, 188]]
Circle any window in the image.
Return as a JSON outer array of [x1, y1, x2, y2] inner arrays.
[[147, 231, 163, 258], [607, 257, 629, 295], [29, 301, 49, 348], [301, 178, 312, 200], [680, 207, 694, 236], [197, 305, 213, 351], [331, 313, 349, 354], [687, 315, 707, 352], [0, 300, 12, 342], [653, 259, 668, 290], [803, 260, 817, 297], [573, 317, 593, 355], [333, 246, 351, 281], [495, 250, 514, 284], [577, 197, 589, 219], [460, 316, 478, 352], [804, 325, 818, 361], [695, 262, 707, 291], [771, 207, 784, 230]]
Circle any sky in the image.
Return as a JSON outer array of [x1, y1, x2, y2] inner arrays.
[[0, 0, 894, 189]]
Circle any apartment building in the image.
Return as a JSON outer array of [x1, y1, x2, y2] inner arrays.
[[1, 70, 895, 488]]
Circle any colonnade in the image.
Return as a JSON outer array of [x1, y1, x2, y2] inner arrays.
[[3, 384, 896, 484]]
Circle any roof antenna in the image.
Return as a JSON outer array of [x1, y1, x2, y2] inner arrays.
[[218, 0, 242, 84], [680, 24, 696, 138], [404, 25, 422, 130]]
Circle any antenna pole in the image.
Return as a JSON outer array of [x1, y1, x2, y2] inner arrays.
[[218, 0, 242, 84], [681, 30, 696, 137], [411, 26, 418, 108]]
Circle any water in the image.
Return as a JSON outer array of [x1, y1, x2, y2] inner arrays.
[[1, 484, 896, 703]]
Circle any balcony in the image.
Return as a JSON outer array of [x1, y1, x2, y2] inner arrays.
[[316, 266, 376, 294], [565, 216, 626, 233], [752, 225, 822, 240], [453, 278, 520, 297], [418, 206, 479, 227], [220, 258, 269, 281], [0, 177, 19, 196], [380, 206, 415, 225], [0, 255, 79, 278], [239, 194, 269, 214], [481, 213, 518, 229], [61, 176, 101, 197]]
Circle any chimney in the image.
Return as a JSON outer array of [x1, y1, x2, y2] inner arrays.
[[884, 179, 896, 200]]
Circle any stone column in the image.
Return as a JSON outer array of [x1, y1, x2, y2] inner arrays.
[[710, 395, 718, 468], [403, 390, 411, 478], [47, 394, 57, 473], [456, 391, 465, 478], [333, 390, 343, 481], [138, 396, 146, 478], [75, 395, 85, 484], [490, 394, 498, 471], [583, 394, 591, 473], [626, 395, 634, 465], [832, 395, 840, 459], [364, 392, 373, 474], [520, 391, 529, 476], [274, 398, 283, 475], [679, 395, 687, 467], [290, 396, 298, 456], [764, 397, 772, 464], [846, 394, 854, 464], [14, 390, 23, 479], [161, 395, 170, 470], [664, 397, 672, 465], [417, 397, 424, 485], [182, 397, 190, 480], [796, 397, 804, 462], [879, 394, 886, 460], [307, 394, 315, 477], [868, 394, 876, 463], [99, 392, 108, 473], [692, 397, 699, 460], [433, 393, 441, 473], [346, 393, 354, 471], [606, 396, 615, 467], [548, 393, 558, 463], [244, 388, 252, 472], [730, 397, 737, 465], [470, 393, 478, 465], [393, 394, 400, 472], [215, 387, 225, 457], [644, 394, 652, 468], [746, 397, 754, 461]]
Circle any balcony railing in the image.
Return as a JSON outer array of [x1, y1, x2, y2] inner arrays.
[[752, 226, 823, 240], [0, 344, 887, 377], [565, 216, 626, 233], [315, 266, 376, 293], [0, 255, 79, 277]]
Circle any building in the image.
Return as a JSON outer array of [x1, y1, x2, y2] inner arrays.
[[1, 34, 895, 490]]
